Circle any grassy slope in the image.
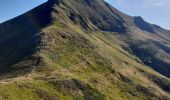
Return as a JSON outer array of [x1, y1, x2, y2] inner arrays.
[[0, 20, 170, 100], [0, 0, 170, 100]]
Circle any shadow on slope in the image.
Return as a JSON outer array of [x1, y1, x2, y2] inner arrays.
[[0, 1, 55, 78]]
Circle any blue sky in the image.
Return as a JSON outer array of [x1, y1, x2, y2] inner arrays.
[[105, 0, 170, 29], [0, 0, 47, 23], [0, 0, 169, 29]]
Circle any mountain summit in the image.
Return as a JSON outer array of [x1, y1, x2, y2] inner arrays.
[[0, 0, 170, 99]]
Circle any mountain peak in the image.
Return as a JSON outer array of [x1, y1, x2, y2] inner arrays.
[[0, 0, 170, 99], [134, 16, 155, 33], [47, 0, 61, 4]]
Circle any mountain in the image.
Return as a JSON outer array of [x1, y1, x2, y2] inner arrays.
[[0, 0, 170, 99]]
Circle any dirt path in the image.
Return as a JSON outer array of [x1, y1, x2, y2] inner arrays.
[[0, 76, 26, 84], [0, 72, 36, 84]]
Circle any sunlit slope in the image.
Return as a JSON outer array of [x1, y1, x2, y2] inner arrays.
[[0, 17, 170, 100], [0, 0, 170, 100]]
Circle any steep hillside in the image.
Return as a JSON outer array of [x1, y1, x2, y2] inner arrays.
[[53, 0, 170, 78], [0, 0, 170, 99]]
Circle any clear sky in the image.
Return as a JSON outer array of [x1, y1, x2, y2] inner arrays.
[[105, 0, 170, 29], [0, 0, 47, 23], [0, 0, 169, 29]]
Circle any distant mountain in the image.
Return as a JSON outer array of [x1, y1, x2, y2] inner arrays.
[[0, 0, 170, 99]]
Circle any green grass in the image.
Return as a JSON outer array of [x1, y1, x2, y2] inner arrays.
[[31, 23, 170, 99], [0, 12, 170, 100]]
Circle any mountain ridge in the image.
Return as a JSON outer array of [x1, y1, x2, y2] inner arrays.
[[0, 0, 170, 99]]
